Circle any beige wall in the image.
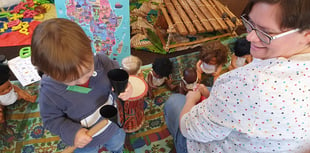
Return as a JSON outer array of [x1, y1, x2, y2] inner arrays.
[[219, 0, 248, 17]]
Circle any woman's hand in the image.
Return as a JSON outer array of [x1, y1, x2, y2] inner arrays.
[[186, 90, 201, 105], [74, 128, 92, 148], [197, 84, 210, 98], [118, 82, 133, 101], [179, 90, 201, 128]]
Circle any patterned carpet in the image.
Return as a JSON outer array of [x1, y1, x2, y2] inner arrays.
[[0, 51, 200, 153]]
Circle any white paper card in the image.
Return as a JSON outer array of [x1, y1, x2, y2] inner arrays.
[[8, 56, 41, 87]]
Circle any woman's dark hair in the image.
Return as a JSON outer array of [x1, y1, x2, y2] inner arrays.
[[152, 57, 173, 78], [243, 0, 310, 32]]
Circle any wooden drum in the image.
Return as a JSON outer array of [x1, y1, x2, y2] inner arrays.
[[121, 76, 148, 133]]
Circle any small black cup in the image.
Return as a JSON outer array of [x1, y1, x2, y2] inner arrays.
[[100, 105, 120, 127], [107, 69, 129, 95]]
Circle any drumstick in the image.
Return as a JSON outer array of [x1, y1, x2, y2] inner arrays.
[[61, 119, 109, 153], [61, 105, 117, 153]]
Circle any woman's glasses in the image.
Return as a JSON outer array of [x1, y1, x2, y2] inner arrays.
[[240, 14, 299, 44]]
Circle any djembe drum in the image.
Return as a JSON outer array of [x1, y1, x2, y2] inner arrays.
[[120, 75, 148, 133]]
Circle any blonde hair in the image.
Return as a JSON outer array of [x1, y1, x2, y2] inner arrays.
[[121, 55, 142, 75]]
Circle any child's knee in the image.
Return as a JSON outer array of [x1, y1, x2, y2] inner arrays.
[[104, 129, 125, 151]]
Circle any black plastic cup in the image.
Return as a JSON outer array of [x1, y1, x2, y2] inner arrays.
[[100, 105, 117, 118], [107, 69, 129, 95], [100, 105, 121, 127]]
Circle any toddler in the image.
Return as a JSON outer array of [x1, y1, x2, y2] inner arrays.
[[31, 18, 132, 153]]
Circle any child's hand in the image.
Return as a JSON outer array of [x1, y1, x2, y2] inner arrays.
[[74, 128, 92, 148], [118, 82, 133, 101]]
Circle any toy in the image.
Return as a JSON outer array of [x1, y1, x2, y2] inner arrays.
[[179, 67, 210, 104], [147, 57, 176, 98], [228, 37, 252, 70], [0, 56, 37, 123], [0, 0, 48, 35], [121, 55, 143, 79], [0, 0, 22, 8], [179, 67, 199, 95], [196, 40, 228, 87]]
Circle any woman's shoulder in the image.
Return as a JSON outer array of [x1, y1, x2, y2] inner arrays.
[[287, 52, 310, 61]]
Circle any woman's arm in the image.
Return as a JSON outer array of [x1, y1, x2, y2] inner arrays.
[[179, 90, 201, 131]]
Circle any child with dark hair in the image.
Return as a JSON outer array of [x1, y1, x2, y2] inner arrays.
[[147, 57, 176, 98], [0, 63, 37, 123], [228, 37, 253, 70], [196, 40, 228, 87], [31, 18, 132, 152]]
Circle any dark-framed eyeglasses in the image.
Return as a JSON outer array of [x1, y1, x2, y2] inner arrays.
[[240, 14, 299, 44]]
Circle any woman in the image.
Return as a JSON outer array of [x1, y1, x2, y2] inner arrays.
[[164, 0, 310, 152]]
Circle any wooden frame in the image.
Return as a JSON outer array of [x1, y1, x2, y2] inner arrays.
[[154, 0, 242, 52]]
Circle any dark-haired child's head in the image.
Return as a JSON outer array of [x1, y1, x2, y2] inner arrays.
[[234, 37, 251, 57], [152, 57, 173, 78], [183, 67, 197, 84]]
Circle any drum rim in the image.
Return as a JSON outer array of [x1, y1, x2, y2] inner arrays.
[[128, 75, 148, 100]]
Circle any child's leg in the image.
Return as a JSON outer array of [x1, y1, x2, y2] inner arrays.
[[74, 128, 125, 153], [103, 127, 125, 153], [0, 105, 4, 123]]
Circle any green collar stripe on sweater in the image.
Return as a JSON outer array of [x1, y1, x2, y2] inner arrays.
[[66, 85, 92, 94]]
